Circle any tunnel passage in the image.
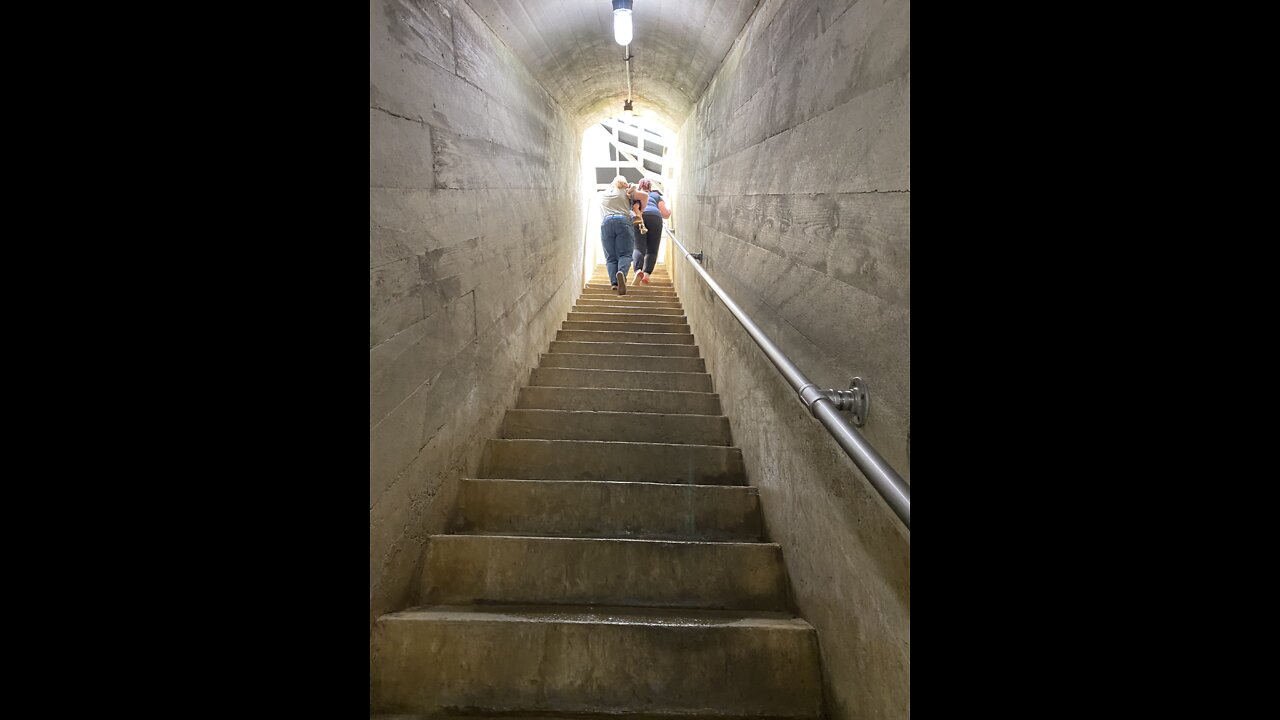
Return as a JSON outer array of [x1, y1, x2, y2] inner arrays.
[[371, 2, 909, 718]]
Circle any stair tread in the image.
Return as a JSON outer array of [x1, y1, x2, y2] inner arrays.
[[381, 604, 809, 629], [523, 387, 713, 397], [548, 342, 699, 351], [517, 386, 722, 416], [542, 352, 702, 360], [431, 533, 777, 549], [488, 438, 737, 450], [505, 408, 726, 420], [462, 477, 755, 491], [377, 715, 818, 720], [537, 367, 707, 376], [521, 386, 717, 396], [452, 478, 762, 541]]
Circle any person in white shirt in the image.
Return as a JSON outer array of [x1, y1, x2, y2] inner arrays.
[[598, 176, 649, 294]]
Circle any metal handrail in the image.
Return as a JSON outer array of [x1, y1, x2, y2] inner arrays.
[[664, 227, 911, 529]]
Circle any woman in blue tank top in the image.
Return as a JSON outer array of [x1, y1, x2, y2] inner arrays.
[[631, 178, 672, 284]]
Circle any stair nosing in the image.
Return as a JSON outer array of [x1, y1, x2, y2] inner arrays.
[[521, 386, 718, 396], [429, 533, 779, 549], [504, 408, 726, 419], [380, 604, 812, 628], [535, 368, 709, 377], [488, 437, 741, 452], [545, 352, 699, 357], [459, 477, 756, 492]]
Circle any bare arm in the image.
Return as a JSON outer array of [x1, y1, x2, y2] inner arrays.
[[629, 188, 650, 209], [658, 199, 671, 219]]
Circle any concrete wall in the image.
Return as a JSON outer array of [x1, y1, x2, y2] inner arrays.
[[370, 0, 581, 631], [671, 1, 910, 718]]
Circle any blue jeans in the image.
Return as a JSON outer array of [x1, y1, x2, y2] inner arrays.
[[600, 215, 634, 283]]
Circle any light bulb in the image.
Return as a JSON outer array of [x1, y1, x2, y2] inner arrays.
[[613, 9, 632, 46]]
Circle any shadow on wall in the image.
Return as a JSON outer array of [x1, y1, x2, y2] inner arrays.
[[370, 0, 585, 632], [668, 0, 910, 716]]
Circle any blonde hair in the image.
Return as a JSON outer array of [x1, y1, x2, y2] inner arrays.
[[612, 175, 629, 189]]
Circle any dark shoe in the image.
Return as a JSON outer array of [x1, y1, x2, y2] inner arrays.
[[616, 271, 627, 295]]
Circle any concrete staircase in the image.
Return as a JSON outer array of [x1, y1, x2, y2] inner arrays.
[[371, 266, 825, 718]]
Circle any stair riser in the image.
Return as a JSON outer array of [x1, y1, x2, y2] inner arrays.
[[371, 614, 823, 716], [590, 279, 674, 288], [567, 312, 688, 324], [548, 341, 700, 357], [480, 439, 746, 485], [583, 289, 678, 298], [531, 368, 712, 393], [516, 387, 721, 415], [563, 321, 690, 334], [422, 535, 788, 610], [571, 304, 684, 315], [557, 330, 695, 345], [539, 353, 705, 373], [575, 302, 684, 312], [584, 283, 676, 290], [576, 298, 683, 309], [593, 268, 670, 273], [451, 479, 762, 541], [502, 409, 731, 445]]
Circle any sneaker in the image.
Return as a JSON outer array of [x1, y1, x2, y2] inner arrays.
[[616, 270, 627, 295], [641, 272, 651, 284], [635, 270, 646, 284]]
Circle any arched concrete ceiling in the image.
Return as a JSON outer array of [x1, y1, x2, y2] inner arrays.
[[464, 0, 760, 130]]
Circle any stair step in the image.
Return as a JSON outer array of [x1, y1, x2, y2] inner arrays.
[[517, 386, 721, 415], [539, 352, 705, 373], [531, 368, 712, 393], [375, 714, 804, 720], [557, 330, 694, 345], [593, 266, 668, 273], [571, 304, 684, 315], [502, 409, 731, 445], [370, 605, 823, 717], [581, 283, 674, 291], [422, 535, 787, 610], [563, 321, 690, 334], [575, 302, 684, 312], [567, 312, 687, 324], [450, 479, 762, 541], [576, 297, 683, 309], [583, 287, 678, 297], [590, 278, 674, 288], [591, 270, 670, 280], [548, 341, 700, 358], [480, 439, 746, 485]]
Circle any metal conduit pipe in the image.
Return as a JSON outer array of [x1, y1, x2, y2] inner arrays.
[[622, 44, 633, 104], [665, 227, 911, 530]]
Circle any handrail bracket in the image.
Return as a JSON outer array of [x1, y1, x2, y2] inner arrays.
[[798, 378, 870, 427]]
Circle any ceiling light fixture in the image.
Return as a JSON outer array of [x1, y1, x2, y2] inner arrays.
[[622, 99, 634, 118], [612, 0, 633, 46]]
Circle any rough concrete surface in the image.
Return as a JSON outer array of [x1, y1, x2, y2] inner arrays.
[[457, 0, 762, 130], [372, 1, 909, 717], [480, 438, 745, 485], [670, 1, 911, 718], [370, 0, 583, 633], [449, 478, 762, 541], [371, 606, 823, 716], [421, 534, 789, 610]]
